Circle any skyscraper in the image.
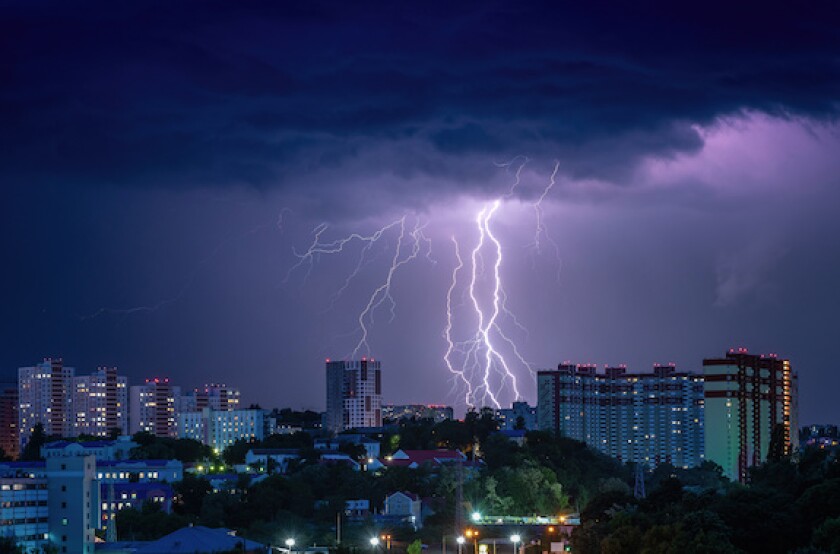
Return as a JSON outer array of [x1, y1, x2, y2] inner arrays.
[[703, 348, 798, 482], [129, 378, 181, 438], [537, 362, 704, 468], [73, 367, 128, 437], [325, 358, 382, 433], [18, 359, 75, 448]]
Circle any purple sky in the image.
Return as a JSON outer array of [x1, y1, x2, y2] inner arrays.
[[2, 1, 840, 422]]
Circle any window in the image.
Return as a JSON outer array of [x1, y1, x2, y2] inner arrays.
[[61, 502, 66, 509]]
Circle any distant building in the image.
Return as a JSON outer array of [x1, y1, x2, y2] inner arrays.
[[73, 367, 128, 437], [99, 481, 174, 535], [129, 378, 181, 438], [325, 359, 382, 433], [384, 491, 422, 530], [178, 408, 265, 453], [245, 449, 301, 474], [41, 437, 137, 461], [96, 459, 183, 484], [180, 383, 241, 413], [0, 384, 19, 459], [18, 359, 75, 448], [496, 401, 537, 431], [381, 404, 454, 423], [703, 349, 798, 482], [537, 362, 705, 468]]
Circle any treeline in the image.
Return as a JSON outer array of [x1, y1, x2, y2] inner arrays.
[[573, 448, 840, 553]]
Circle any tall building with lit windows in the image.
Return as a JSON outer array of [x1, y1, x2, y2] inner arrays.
[[18, 359, 75, 448], [73, 367, 128, 437], [537, 362, 704, 468], [325, 359, 382, 433], [129, 378, 181, 438], [703, 349, 798, 482]]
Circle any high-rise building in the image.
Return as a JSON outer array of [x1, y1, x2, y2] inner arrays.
[[129, 378, 181, 438], [325, 359, 382, 433], [538, 362, 704, 468], [0, 384, 19, 459], [73, 367, 128, 438], [18, 359, 75, 448], [703, 349, 799, 482]]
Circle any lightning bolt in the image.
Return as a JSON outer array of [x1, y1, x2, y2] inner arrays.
[[285, 215, 432, 359], [529, 160, 563, 283], [443, 200, 530, 409]]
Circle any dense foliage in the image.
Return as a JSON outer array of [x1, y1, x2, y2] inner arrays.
[[573, 448, 840, 553]]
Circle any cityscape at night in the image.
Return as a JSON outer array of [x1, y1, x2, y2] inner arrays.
[[2, 1, 840, 553]]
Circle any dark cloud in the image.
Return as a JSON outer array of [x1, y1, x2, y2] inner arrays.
[[2, 0, 839, 197]]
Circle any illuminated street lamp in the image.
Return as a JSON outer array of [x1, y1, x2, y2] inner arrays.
[[510, 534, 521, 554], [457, 536, 465, 554], [370, 537, 380, 550], [471, 512, 481, 523], [285, 538, 295, 554]]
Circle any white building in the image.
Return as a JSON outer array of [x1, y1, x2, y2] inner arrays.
[[41, 437, 137, 461], [18, 359, 75, 448], [178, 408, 264, 454], [384, 491, 422, 530], [73, 367, 128, 437]]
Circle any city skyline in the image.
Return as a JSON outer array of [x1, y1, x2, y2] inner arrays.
[[3, 2, 840, 423]]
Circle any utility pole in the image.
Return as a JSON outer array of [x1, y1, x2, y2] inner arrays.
[[336, 511, 342, 545]]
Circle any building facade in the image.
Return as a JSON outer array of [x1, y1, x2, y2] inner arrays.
[[18, 359, 75, 448], [178, 408, 264, 453], [129, 379, 181, 438], [538, 363, 704, 468], [73, 367, 128, 438], [0, 385, 19, 459], [325, 359, 382, 433], [46, 456, 99, 554], [703, 349, 799, 482]]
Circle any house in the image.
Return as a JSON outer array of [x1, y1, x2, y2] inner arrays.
[[318, 451, 361, 470], [384, 491, 423, 530], [245, 448, 301, 474], [383, 449, 467, 468]]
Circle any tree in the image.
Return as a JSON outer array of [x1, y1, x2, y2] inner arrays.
[[20, 423, 47, 461], [407, 540, 422, 554], [0, 536, 23, 554]]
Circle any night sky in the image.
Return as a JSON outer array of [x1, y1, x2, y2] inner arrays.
[[3, 1, 840, 422]]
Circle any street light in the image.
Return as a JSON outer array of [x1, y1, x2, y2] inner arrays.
[[510, 535, 521, 554], [457, 536, 465, 554], [285, 538, 295, 554], [370, 537, 380, 549], [471, 512, 481, 522]]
